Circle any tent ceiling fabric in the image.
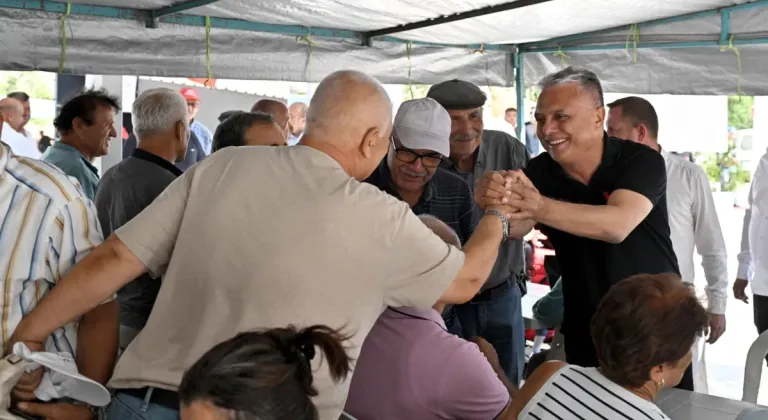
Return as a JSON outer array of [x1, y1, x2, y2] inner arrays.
[[0, 0, 765, 93]]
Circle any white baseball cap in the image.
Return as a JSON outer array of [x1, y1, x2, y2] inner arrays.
[[13, 342, 111, 407], [393, 98, 451, 157]]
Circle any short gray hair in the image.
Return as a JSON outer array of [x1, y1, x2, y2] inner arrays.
[[418, 214, 462, 248], [538, 66, 604, 107], [133, 88, 189, 139]]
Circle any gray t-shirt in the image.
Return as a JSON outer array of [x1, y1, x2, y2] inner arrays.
[[94, 149, 182, 330], [442, 129, 531, 290]]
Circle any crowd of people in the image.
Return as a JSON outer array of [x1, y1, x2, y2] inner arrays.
[[0, 65, 748, 420]]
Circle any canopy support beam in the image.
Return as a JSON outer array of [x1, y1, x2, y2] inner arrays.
[[519, 0, 768, 52], [360, 0, 554, 46], [0, 0, 513, 51], [148, 0, 222, 28], [514, 53, 525, 141]]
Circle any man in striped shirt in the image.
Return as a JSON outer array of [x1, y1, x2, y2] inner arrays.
[[0, 118, 118, 420]]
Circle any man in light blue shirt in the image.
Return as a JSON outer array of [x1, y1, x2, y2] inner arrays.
[[181, 87, 213, 154], [42, 89, 120, 200]]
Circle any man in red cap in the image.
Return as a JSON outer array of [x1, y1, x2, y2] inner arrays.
[[180, 87, 213, 155]]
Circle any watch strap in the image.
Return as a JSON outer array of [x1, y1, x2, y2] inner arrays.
[[484, 209, 509, 242]]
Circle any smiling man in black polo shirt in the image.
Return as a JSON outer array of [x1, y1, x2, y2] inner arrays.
[[475, 66, 689, 389], [95, 88, 189, 350]]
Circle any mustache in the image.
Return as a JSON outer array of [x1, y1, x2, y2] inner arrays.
[[401, 167, 427, 177], [451, 131, 479, 142]]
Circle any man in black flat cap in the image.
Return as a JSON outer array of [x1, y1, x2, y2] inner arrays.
[[428, 79, 533, 386]]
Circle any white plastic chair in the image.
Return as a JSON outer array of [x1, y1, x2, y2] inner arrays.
[[742, 329, 768, 403]]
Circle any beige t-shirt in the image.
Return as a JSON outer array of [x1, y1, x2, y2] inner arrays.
[[109, 145, 464, 419]]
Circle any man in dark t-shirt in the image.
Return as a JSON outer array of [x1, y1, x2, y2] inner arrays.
[[474, 66, 689, 389]]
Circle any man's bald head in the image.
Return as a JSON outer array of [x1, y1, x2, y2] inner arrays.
[[251, 99, 290, 135], [0, 98, 24, 132], [304, 70, 393, 180], [418, 214, 461, 249]]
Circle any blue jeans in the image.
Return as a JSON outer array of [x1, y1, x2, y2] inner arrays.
[[445, 280, 525, 385], [108, 392, 180, 420]]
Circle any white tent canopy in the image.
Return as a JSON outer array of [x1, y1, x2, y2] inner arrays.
[[0, 0, 766, 94]]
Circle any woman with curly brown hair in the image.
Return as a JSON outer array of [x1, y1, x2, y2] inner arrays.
[[510, 273, 709, 419]]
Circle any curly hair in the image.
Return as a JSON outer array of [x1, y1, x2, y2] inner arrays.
[[591, 273, 708, 388]]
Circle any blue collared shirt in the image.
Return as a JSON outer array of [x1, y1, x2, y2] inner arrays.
[[191, 120, 213, 155], [42, 141, 100, 200]]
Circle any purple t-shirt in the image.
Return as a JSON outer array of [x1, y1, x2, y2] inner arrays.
[[345, 307, 510, 419]]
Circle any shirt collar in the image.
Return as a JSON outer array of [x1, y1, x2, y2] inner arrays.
[[50, 141, 99, 175], [658, 145, 670, 161], [385, 307, 446, 330], [132, 148, 183, 176]]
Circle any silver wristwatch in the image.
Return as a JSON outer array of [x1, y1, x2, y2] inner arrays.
[[485, 209, 509, 242]]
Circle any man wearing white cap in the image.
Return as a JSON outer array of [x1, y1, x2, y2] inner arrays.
[[364, 98, 478, 248]]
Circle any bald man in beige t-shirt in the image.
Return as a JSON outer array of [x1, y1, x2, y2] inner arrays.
[[12, 70, 514, 420]]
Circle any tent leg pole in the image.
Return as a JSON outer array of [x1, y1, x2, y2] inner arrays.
[[514, 52, 525, 140]]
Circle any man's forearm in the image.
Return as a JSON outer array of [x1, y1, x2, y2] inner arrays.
[[536, 198, 628, 243], [459, 214, 505, 295], [76, 301, 119, 385]]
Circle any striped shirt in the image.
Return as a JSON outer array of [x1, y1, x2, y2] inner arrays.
[[0, 142, 104, 357], [364, 159, 479, 244], [520, 366, 670, 420]]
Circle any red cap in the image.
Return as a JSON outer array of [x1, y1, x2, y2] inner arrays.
[[180, 87, 200, 102]]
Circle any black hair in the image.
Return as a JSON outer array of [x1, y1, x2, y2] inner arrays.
[[211, 111, 275, 152], [7, 92, 30, 102], [53, 88, 120, 134], [179, 325, 352, 420], [607, 96, 660, 139], [218, 110, 243, 123]]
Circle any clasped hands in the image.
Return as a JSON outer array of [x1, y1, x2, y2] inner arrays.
[[475, 170, 544, 221]]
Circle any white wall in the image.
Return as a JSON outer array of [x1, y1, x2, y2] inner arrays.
[[136, 79, 279, 133], [603, 93, 728, 153]]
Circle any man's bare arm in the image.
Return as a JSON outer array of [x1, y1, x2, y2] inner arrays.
[[76, 300, 119, 385], [534, 189, 653, 244], [13, 235, 144, 345]]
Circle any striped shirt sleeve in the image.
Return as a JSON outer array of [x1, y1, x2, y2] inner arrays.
[[47, 197, 104, 284]]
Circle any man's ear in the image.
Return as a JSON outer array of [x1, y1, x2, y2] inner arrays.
[[595, 106, 606, 129], [359, 127, 382, 160], [637, 124, 649, 143]]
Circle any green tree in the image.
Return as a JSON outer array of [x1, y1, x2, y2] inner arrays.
[[0, 71, 55, 100], [728, 95, 754, 129]]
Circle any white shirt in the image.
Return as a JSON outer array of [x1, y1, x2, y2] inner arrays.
[[1, 122, 41, 159], [0, 143, 104, 357], [738, 151, 768, 296], [663, 149, 728, 314], [519, 365, 670, 420]]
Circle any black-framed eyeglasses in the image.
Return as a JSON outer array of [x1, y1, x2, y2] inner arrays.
[[391, 136, 444, 168]]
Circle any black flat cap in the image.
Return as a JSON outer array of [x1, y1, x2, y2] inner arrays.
[[427, 79, 487, 110]]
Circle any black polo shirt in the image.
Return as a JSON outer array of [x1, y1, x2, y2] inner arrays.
[[523, 134, 680, 366], [364, 159, 478, 244]]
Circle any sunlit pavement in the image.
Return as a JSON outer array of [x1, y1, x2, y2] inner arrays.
[[702, 194, 768, 404]]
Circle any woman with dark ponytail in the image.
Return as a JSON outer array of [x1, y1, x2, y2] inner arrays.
[[178, 325, 352, 420]]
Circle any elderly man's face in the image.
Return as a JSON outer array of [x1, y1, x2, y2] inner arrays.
[[389, 137, 442, 194], [535, 83, 605, 165], [447, 107, 483, 160]]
